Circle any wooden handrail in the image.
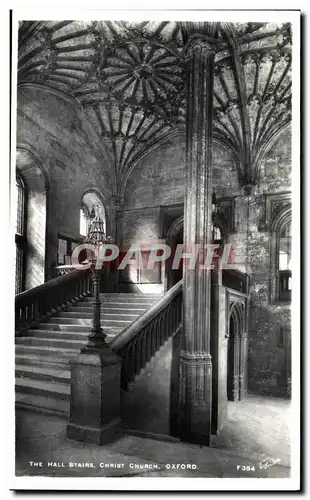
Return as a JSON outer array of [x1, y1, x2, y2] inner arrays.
[[15, 267, 92, 334], [110, 279, 183, 390]]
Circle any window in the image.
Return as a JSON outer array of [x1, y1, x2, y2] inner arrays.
[[80, 191, 106, 238], [212, 223, 222, 244], [80, 207, 89, 237], [57, 234, 80, 275], [15, 172, 26, 294], [278, 221, 292, 301], [269, 201, 292, 304]]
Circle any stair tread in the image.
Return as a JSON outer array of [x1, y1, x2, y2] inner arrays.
[[15, 344, 80, 353], [26, 329, 90, 335], [42, 319, 132, 325], [15, 392, 70, 415], [15, 377, 70, 394], [91, 302, 154, 306], [16, 364, 71, 379], [36, 324, 124, 332], [16, 352, 70, 361], [17, 337, 86, 346], [61, 312, 140, 317], [26, 329, 122, 335], [15, 292, 159, 417]]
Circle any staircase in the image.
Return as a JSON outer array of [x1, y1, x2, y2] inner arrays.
[[15, 293, 161, 417]]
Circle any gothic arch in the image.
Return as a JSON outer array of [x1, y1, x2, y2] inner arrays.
[[120, 129, 241, 202], [15, 145, 49, 289], [80, 189, 108, 235], [270, 204, 292, 303], [227, 300, 247, 401], [167, 215, 184, 241], [18, 83, 114, 181], [256, 122, 292, 185]]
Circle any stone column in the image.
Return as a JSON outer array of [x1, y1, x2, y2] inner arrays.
[[179, 29, 217, 446]]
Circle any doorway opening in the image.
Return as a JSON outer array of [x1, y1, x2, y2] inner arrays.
[[227, 302, 246, 402], [227, 315, 236, 401], [166, 217, 223, 291]]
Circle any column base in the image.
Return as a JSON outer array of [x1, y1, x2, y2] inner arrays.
[[67, 347, 122, 446], [179, 351, 212, 446], [67, 418, 122, 446]]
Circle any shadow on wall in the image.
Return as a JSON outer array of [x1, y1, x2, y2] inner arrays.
[[16, 146, 48, 291], [247, 302, 291, 399], [121, 330, 182, 438]]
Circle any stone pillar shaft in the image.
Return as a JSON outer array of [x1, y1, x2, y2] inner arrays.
[[91, 269, 101, 333], [180, 38, 216, 446]]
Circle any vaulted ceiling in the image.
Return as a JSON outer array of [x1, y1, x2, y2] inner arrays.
[[18, 21, 292, 195]]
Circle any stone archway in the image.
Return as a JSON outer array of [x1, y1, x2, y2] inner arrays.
[[227, 301, 246, 401], [16, 146, 49, 289], [166, 215, 184, 290]]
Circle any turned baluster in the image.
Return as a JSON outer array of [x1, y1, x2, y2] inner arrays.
[[129, 341, 136, 383], [140, 334, 146, 371], [135, 336, 141, 376]]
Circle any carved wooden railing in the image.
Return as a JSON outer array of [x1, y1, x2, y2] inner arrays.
[[15, 268, 92, 334], [110, 279, 183, 390]]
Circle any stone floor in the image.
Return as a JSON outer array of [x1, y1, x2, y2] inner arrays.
[[15, 395, 290, 479], [211, 395, 291, 467]]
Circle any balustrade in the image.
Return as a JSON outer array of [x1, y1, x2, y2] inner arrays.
[[15, 268, 92, 334], [111, 280, 183, 390]]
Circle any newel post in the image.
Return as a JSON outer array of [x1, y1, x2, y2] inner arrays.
[[179, 24, 218, 446], [67, 210, 122, 445]]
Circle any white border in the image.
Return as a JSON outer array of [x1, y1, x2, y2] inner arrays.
[[7, 6, 301, 493]]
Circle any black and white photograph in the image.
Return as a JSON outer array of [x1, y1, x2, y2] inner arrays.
[[8, 7, 300, 492]]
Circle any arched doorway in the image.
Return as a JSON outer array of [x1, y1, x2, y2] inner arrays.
[[227, 314, 236, 401], [166, 216, 224, 290], [227, 302, 246, 401], [166, 216, 184, 290]]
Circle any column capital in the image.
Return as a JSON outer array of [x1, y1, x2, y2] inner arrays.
[[180, 351, 212, 364], [184, 34, 217, 59], [184, 33, 216, 59]]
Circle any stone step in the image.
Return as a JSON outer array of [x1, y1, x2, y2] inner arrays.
[[24, 329, 119, 341], [14, 292, 159, 418], [71, 303, 150, 311], [36, 323, 91, 332], [41, 317, 132, 326], [15, 377, 70, 400], [85, 301, 155, 308], [36, 323, 124, 333], [15, 392, 70, 417], [15, 344, 80, 357], [100, 293, 161, 296], [15, 352, 71, 370], [16, 336, 86, 350], [24, 329, 89, 341], [57, 311, 141, 320], [71, 306, 146, 314], [15, 364, 71, 384], [42, 317, 93, 325], [83, 297, 158, 304]]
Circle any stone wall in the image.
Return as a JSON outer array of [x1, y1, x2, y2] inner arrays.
[[246, 127, 292, 397], [17, 86, 113, 282], [120, 127, 292, 397], [119, 133, 240, 291], [17, 81, 292, 398], [122, 330, 182, 437]]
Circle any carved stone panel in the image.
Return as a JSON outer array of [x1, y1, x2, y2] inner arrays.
[[260, 191, 291, 232]]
